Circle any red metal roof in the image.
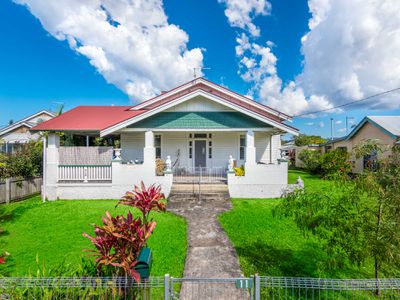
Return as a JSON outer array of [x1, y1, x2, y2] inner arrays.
[[31, 106, 147, 132]]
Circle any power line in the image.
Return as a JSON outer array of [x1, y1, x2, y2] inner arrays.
[[294, 87, 400, 117]]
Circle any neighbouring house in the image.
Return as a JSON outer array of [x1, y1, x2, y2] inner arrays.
[[0, 110, 55, 154], [321, 116, 400, 173], [31, 78, 299, 200]]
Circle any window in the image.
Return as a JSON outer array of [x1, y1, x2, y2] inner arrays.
[[239, 135, 246, 160], [209, 140, 212, 158], [194, 133, 207, 138], [154, 135, 161, 158]]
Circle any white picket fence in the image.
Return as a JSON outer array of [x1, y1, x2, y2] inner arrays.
[[58, 165, 112, 182], [0, 177, 42, 204]]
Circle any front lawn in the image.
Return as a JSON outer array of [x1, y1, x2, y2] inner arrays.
[[0, 196, 187, 277], [219, 169, 373, 278]]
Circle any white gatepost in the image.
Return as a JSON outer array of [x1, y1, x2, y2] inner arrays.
[[46, 133, 60, 200], [143, 130, 156, 173], [245, 130, 256, 168]]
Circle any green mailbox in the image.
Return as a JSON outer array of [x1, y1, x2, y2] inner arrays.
[[134, 247, 152, 280]]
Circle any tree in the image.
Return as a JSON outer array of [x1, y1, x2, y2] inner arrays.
[[294, 134, 327, 146], [278, 143, 400, 294]]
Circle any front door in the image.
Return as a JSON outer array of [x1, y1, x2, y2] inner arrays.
[[194, 140, 207, 167]]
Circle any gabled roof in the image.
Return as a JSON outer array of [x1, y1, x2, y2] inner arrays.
[[347, 116, 400, 140], [31, 78, 299, 136], [0, 110, 55, 136], [31, 106, 146, 132], [131, 77, 292, 122], [101, 89, 298, 136]]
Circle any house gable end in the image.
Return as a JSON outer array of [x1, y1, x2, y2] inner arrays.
[[127, 111, 272, 129], [101, 90, 299, 136]]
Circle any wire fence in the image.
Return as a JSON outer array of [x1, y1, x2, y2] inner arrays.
[[260, 277, 400, 300], [0, 276, 399, 300], [0, 276, 165, 300]]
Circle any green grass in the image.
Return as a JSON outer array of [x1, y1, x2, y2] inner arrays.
[[219, 169, 373, 278], [0, 196, 187, 277]]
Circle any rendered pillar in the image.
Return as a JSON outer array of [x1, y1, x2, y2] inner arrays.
[[46, 133, 60, 200], [245, 130, 256, 167], [143, 130, 156, 173]]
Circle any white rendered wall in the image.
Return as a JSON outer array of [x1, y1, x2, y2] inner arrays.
[[52, 162, 173, 200], [227, 162, 288, 198]]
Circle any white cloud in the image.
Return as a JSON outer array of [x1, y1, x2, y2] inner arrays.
[[300, 0, 400, 110], [235, 36, 333, 116], [337, 128, 346, 133], [14, 0, 203, 101], [306, 122, 314, 126], [335, 120, 342, 125], [318, 121, 325, 128], [218, 0, 271, 37], [222, 0, 400, 117]]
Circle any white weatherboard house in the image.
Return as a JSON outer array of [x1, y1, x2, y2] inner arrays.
[[32, 78, 299, 200]]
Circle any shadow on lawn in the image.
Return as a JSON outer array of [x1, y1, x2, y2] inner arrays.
[[236, 241, 326, 277]]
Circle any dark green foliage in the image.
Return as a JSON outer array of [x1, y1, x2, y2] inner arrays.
[[278, 145, 400, 284], [298, 149, 351, 177], [0, 141, 42, 179], [298, 150, 322, 174], [320, 148, 352, 177], [294, 134, 327, 146]]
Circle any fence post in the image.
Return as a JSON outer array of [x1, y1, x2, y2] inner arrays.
[[254, 274, 260, 300], [5, 178, 10, 204], [164, 274, 170, 300]]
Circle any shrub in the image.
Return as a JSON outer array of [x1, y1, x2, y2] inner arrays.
[[320, 149, 352, 177], [119, 181, 166, 228], [155, 158, 165, 176], [83, 211, 154, 281], [234, 165, 245, 176], [298, 150, 322, 174], [0, 141, 43, 179], [299, 149, 352, 177], [83, 182, 166, 280]]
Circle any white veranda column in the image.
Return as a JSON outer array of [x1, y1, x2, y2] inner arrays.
[[46, 133, 60, 200], [245, 130, 256, 167], [143, 130, 156, 171]]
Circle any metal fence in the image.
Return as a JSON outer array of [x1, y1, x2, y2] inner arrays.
[[259, 277, 400, 299], [173, 167, 227, 183], [0, 177, 42, 204], [0, 276, 165, 300], [0, 276, 399, 300]]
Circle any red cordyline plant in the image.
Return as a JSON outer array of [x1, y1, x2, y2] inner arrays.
[[83, 211, 155, 282], [118, 181, 166, 228], [83, 182, 166, 281]]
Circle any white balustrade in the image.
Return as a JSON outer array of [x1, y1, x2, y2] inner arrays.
[[58, 165, 112, 182]]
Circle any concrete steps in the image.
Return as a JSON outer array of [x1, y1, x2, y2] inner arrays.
[[168, 183, 230, 212]]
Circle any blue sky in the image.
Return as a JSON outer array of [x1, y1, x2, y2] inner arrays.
[[1, 0, 399, 138]]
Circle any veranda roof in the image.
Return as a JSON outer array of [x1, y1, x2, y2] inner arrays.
[[31, 106, 147, 132]]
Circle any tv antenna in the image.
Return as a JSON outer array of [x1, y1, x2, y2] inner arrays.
[[193, 67, 211, 79]]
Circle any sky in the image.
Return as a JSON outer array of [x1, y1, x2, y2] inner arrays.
[[1, 0, 400, 138]]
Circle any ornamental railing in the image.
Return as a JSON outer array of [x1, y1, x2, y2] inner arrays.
[[58, 165, 112, 182]]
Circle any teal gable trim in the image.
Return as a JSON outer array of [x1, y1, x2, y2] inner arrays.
[[346, 117, 398, 141], [128, 112, 272, 129]]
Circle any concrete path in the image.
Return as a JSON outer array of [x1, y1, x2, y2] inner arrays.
[[168, 184, 247, 299]]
